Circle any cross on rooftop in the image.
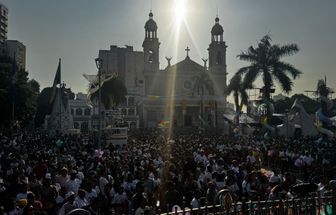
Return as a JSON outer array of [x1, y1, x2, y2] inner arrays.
[[185, 46, 190, 57]]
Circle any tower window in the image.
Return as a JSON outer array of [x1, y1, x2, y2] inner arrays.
[[216, 52, 222, 65], [148, 50, 153, 63]]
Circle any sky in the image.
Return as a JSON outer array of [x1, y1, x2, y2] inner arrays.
[[2, 0, 336, 98]]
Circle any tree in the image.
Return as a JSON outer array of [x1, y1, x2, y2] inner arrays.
[[226, 73, 250, 124], [91, 77, 127, 109], [237, 34, 301, 118], [192, 71, 214, 126], [0, 55, 40, 129], [35, 86, 75, 127], [273, 94, 319, 114]]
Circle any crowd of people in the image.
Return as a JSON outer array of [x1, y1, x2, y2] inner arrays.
[[0, 129, 335, 215]]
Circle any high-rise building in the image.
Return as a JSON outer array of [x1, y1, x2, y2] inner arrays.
[[4, 40, 26, 70], [0, 3, 8, 42]]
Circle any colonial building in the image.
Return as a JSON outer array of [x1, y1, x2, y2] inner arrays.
[[96, 11, 228, 129], [142, 12, 227, 128]]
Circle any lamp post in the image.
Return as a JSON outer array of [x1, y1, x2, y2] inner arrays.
[[285, 109, 289, 138], [95, 58, 103, 149]]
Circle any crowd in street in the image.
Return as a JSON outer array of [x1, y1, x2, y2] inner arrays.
[[0, 129, 335, 215]]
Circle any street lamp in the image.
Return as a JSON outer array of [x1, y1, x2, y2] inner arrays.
[[95, 57, 103, 149]]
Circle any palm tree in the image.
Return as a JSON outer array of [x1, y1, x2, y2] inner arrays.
[[237, 34, 301, 118], [92, 76, 127, 109], [226, 73, 250, 124], [193, 71, 214, 127]]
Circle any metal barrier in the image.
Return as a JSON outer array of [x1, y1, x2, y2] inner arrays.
[[157, 196, 336, 215]]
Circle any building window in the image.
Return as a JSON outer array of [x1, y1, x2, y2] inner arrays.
[[81, 122, 88, 132], [216, 52, 222, 65], [148, 50, 153, 63], [130, 122, 137, 130], [128, 108, 135, 116], [76, 108, 82, 116], [121, 108, 127, 115], [84, 108, 91, 116], [74, 122, 79, 129], [71, 108, 74, 115], [128, 97, 135, 106]]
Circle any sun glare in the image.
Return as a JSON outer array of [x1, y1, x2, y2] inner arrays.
[[174, 0, 187, 24]]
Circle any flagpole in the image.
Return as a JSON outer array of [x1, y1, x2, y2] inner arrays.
[[11, 92, 15, 136], [59, 58, 62, 133]]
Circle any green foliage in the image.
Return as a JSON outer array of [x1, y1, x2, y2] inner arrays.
[[237, 34, 301, 117], [91, 77, 127, 109], [273, 94, 319, 114], [0, 55, 40, 128], [226, 73, 250, 113]]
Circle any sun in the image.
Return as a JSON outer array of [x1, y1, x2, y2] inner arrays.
[[174, 0, 187, 24]]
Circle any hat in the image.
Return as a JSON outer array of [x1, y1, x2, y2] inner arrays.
[[65, 191, 75, 199], [45, 173, 52, 179], [17, 199, 28, 207]]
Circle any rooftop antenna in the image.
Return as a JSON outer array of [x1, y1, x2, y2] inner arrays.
[[216, 3, 219, 18], [150, 0, 152, 12]]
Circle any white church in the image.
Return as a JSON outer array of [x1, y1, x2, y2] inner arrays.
[[46, 11, 230, 133], [97, 11, 229, 129]]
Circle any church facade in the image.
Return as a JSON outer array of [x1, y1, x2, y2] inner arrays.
[[98, 11, 228, 129]]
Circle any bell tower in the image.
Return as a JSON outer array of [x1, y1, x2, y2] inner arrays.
[[208, 16, 227, 98], [142, 11, 160, 72], [208, 16, 227, 74]]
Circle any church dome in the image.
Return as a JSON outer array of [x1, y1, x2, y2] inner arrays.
[[145, 11, 157, 31], [211, 17, 224, 35]]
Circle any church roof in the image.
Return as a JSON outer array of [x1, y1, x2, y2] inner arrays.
[[145, 12, 157, 31], [211, 17, 224, 35], [164, 56, 204, 73]]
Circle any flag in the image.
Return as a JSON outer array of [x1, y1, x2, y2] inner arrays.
[[49, 59, 61, 104], [9, 54, 17, 102]]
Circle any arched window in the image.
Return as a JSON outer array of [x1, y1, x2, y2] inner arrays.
[[148, 50, 153, 63], [84, 108, 91, 116], [76, 108, 82, 116], [216, 52, 222, 65]]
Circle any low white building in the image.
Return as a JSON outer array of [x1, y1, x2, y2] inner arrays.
[[69, 93, 92, 132], [67, 93, 140, 132]]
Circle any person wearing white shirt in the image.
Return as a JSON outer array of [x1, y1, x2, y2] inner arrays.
[[65, 174, 81, 194], [85, 182, 98, 202], [246, 152, 256, 165], [99, 168, 109, 197], [74, 189, 88, 208]]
